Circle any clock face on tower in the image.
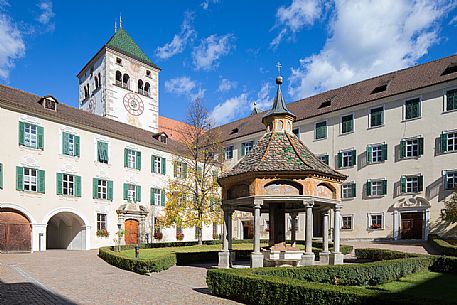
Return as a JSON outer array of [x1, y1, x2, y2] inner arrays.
[[123, 93, 144, 116]]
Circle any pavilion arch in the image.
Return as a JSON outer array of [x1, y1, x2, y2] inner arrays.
[[264, 179, 303, 196], [227, 184, 250, 199], [43, 208, 90, 250], [316, 182, 337, 200]]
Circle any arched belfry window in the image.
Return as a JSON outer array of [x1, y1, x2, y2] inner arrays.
[[138, 79, 144, 94], [97, 73, 101, 88], [144, 82, 150, 97], [115, 71, 122, 86], [122, 73, 130, 89], [94, 76, 99, 89]]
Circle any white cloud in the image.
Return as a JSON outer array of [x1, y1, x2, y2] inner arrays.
[[201, 0, 220, 10], [209, 93, 249, 126], [271, 0, 323, 47], [164, 76, 205, 100], [192, 34, 235, 71], [450, 15, 457, 25], [155, 11, 195, 60], [0, 13, 25, 79], [36, 0, 54, 30], [255, 82, 274, 111], [289, 0, 455, 100], [217, 78, 236, 92]]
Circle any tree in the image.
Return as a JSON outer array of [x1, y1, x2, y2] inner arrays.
[[159, 98, 224, 245], [444, 187, 457, 223]]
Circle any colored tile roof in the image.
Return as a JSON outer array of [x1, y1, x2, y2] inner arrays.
[[0, 84, 180, 153], [221, 131, 346, 180], [105, 28, 159, 69], [215, 54, 457, 142]]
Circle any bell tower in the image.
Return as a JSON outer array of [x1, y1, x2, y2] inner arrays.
[[77, 20, 160, 133]]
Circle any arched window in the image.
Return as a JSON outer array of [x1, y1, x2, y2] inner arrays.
[[144, 82, 150, 97], [84, 86, 88, 99], [94, 76, 99, 89], [138, 79, 144, 94], [122, 73, 130, 89], [98, 73, 101, 88], [115, 71, 122, 86]]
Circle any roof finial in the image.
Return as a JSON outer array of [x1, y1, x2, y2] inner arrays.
[[251, 102, 259, 115], [119, 13, 123, 28], [114, 20, 117, 33], [276, 62, 283, 85]]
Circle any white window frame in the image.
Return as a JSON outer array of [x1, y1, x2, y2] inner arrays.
[[405, 138, 420, 158], [153, 156, 162, 174], [62, 174, 75, 196], [340, 113, 354, 135], [23, 167, 38, 192], [342, 150, 354, 168], [402, 96, 422, 121], [368, 213, 384, 230], [96, 213, 107, 231], [24, 123, 38, 148], [225, 145, 234, 160], [127, 149, 137, 169], [153, 188, 161, 206], [342, 183, 354, 199], [371, 144, 383, 163], [370, 180, 384, 196], [443, 87, 457, 113], [445, 170, 457, 191], [446, 131, 457, 152], [128, 184, 136, 202], [405, 176, 419, 193], [314, 120, 328, 140], [98, 179, 108, 200], [341, 215, 353, 230], [243, 141, 254, 155], [368, 105, 384, 128], [318, 154, 329, 165]]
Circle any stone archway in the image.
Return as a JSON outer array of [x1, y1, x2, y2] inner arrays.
[[46, 211, 87, 250], [0, 208, 32, 253]]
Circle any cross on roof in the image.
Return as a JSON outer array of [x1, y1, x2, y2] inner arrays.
[[276, 62, 282, 76]]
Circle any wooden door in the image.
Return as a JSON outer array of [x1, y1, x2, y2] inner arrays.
[[124, 219, 139, 244], [0, 210, 31, 252], [401, 213, 423, 239]]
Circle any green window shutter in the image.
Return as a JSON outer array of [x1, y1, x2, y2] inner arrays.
[[337, 152, 342, 168], [93, 178, 98, 199], [352, 150, 357, 166], [161, 189, 165, 206], [16, 166, 23, 191], [400, 176, 406, 193], [418, 175, 424, 192], [124, 148, 129, 167], [382, 179, 387, 195], [136, 151, 141, 170], [0, 163, 3, 189], [323, 155, 329, 165], [173, 161, 178, 178], [56, 173, 63, 195], [418, 137, 424, 156], [107, 180, 113, 201], [366, 180, 372, 196], [37, 170, 45, 193], [103, 142, 109, 162], [183, 163, 188, 178], [135, 185, 141, 202], [161, 157, 166, 175], [150, 188, 155, 205], [62, 132, 69, 155], [74, 175, 81, 197], [241, 143, 246, 156], [400, 140, 406, 158], [441, 133, 448, 153], [18, 122, 25, 146], [366, 145, 372, 163], [351, 183, 356, 197], [74, 135, 80, 157], [151, 156, 156, 173], [380, 109, 384, 125], [37, 126, 44, 149], [123, 183, 128, 200], [97, 142, 102, 162], [382, 144, 388, 161]]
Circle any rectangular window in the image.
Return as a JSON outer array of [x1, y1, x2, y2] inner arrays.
[[123, 183, 141, 202], [366, 179, 387, 196], [292, 128, 299, 136], [97, 141, 109, 164], [97, 213, 107, 231], [150, 188, 165, 206], [367, 143, 387, 163], [401, 137, 423, 158], [93, 179, 113, 200], [341, 114, 354, 134], [98, 179, 108, 200], [446, 89, 457, 111], [338, 150, 356, 168], [319, 154, 329, 165], [370, 106, 384, 127], [442, 132, 457, 152], [405, 98, 421, 120], [17, 167, 45, 193], [124, 149, 141, 170], [341, 216, 353, 230], [241, 141, 254, 156], [445, 171, 457, 191], [24, 123, 37, 148], [342, 183, 356, 199], [315, 121, 327, 140], [128, 184, 136, 202], [24, 168, 38, 192], [173, 161, 187, 179], [63, 174, 75, 196], [62, 132, 80, 157], [225, 145, 234, 160], [152, 155, 166, 175], [370, 214, 383, 230], [400, 175, 423, 193]]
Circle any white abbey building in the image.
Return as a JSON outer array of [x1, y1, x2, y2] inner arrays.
[[1, 25, 457, 253]]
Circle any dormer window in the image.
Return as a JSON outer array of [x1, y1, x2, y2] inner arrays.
[[318, 99, 332, 109], [39, 96, 58, 111], [230, 128, 239, 134], [371, 81, 390, 94], [160, 135, 167, 143], [116, 57, 122, 65], [153, 132, 168, 144], [442, 62, 457, 76], [146, 70, 151, 77]]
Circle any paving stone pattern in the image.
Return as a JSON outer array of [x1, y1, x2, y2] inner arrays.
[[0, 250, 240, 305]]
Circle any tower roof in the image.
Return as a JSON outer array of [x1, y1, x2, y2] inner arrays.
[[220, 131, 346, 180], [262, 75, 296, 124], [105, 28, 159, 70]]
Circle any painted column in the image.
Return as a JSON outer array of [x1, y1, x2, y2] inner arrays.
[[251, 200, 263, 268], [301, 201, 315, 265], [319, 209, 330, 264], [393, 210, 399, 240], [218, 205, 231, 268], [330, 205, 344, 265], [290, 212, 298, 246]]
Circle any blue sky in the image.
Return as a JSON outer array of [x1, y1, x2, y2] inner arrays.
[[1, 0, 457, 126]]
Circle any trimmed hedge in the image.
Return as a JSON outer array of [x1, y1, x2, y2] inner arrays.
[[429, 238, 457, 256], [354, 248, 419, 261], [430, 256, 457, 273]]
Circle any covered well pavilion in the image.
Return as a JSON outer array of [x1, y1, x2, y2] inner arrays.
[[217, 70, 347, 268]]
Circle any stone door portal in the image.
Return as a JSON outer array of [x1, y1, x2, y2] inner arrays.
[[401, 212, 423, 239], [124, 219, 139, 244]]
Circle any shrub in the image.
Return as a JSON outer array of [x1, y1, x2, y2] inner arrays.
[[153, 231, 163, 240], [176, 232, 184, 241], [430, 256, 457, 273], [96, 229, 109, 238], [354, 248, 419, 261], [429, 237, 457, 256]]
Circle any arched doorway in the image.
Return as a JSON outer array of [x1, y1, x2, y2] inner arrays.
[[0, 208, 31, 253], [124, 219, 139, 244], [46, 212, 86, 250]]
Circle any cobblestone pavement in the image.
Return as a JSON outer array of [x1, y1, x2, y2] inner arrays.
[[0, 250, 240, 305], [347, 240, 439, 255]]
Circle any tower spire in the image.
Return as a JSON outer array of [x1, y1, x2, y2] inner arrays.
[[119, 13, 123, 28], [114, 20, 117, 33]]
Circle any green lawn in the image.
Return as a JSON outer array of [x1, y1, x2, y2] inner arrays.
[[366, 271, 457, 304]]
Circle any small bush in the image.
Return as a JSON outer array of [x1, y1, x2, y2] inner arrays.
[[430, 256, 457, 273], [430, 238, 457, 256], [355, 248, 419, 261]]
